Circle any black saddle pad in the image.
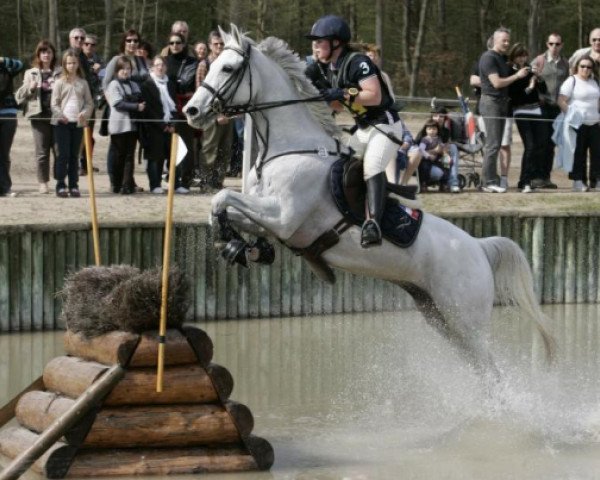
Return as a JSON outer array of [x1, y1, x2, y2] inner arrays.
[[330, 157, 423, 248]]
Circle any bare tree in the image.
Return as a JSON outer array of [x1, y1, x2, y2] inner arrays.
[[403, 0, 429, 97], [478, 0, 493, 48], [104, 0, 113, 61], [375, 0, 384, 58], [527, 0, 541, 55], [49, 0, 59, 50]]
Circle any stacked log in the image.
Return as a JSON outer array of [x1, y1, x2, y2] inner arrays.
[[0, 327, 273, 477]]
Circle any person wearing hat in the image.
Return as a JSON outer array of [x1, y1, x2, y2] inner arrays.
[[306, 14, 402, 248]]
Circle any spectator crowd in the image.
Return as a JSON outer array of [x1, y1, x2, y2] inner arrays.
[[1, 20, 599, 198], [0, 20, 242, 198]]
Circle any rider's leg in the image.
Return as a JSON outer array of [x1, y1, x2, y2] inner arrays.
[[360, 121, 403, 248]]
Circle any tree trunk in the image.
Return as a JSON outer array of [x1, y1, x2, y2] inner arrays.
[[527, 0, 540, 56], [255, 0, 267, 41], [104, 0, 113, 62], [17, 0, 23, 60], [578, 0, 583, 49], [375, 0, 384, 62], [478, 0, 492, 48], [401, 0, 412, 77], [409, 0, 429, 97], [48, 0, 58, 50], [138, 0, 147, 35]]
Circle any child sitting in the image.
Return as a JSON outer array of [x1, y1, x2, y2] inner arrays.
[[416, 119, 454, 192]]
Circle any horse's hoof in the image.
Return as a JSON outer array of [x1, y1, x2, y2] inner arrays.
[[250, 237, 275, 265], [221, 239, 249, 267]]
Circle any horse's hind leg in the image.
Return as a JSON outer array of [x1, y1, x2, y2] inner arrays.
[[400, 282, 501, 381]]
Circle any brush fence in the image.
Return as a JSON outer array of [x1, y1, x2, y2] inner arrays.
[[0, 214, 598, 331]]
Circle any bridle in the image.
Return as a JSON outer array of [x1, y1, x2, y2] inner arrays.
[[198, 42, 343, 178], [200, 43, 324, 117]]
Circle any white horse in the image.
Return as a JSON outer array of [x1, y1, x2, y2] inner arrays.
[[184, 26, 555, 377]]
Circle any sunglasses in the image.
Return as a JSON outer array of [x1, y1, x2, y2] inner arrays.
[[169, 40, 183, 45], [547, 42, 562, 46], [84, 42, 96, 46], [72, 36, 85, 41], [579, 64, 593, 69], [592, 38, 600, 43], [125, 38, 139, 44], [212, 42, 224, 46]]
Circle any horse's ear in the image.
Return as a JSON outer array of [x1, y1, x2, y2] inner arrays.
[[229, 23, 243, 47], [218, 25, 227, 41]]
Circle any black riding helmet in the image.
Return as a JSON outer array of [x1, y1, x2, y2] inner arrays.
[[306, 15, 351, 42]]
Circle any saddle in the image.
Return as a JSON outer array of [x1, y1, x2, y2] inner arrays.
[[331, 157, 423, 248]]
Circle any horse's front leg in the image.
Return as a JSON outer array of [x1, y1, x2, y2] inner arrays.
[[210, 189, 285, 267]]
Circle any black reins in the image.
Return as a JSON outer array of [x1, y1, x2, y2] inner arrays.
[[200, 44, 325, 117]]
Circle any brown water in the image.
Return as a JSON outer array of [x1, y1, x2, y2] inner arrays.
[[1, 304, 600, 479]]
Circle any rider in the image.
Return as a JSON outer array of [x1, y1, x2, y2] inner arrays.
[[306, 15, 402, 248]]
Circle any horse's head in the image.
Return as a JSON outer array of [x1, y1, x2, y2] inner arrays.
[[185, 25, 256, 129]]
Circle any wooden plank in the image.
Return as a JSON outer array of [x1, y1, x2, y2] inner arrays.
[[9, 234, 20, 331], [194, 226, 207, 320], [0, 365, 124, 480], [43, 232, 55, 330], [54, 232, 67, 330], [19, 231, 33, 331], [0, 234, 10, 331]]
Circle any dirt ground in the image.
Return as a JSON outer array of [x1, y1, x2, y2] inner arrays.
[[1, 115, 598, 228]]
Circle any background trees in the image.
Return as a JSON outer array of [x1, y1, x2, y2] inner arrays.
[[1, 0, 597, 97]]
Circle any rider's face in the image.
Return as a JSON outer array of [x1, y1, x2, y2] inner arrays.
[[313, 39, 332, 62]]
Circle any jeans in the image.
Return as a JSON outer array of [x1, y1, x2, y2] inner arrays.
[[572, 123, 600, 184], [479, 94, 509, 185], [514, 113, 546, 187], [31, 118, 54, 183], [0, 115, 17, 195], [540, 104, 561, 180], [54, 122, 83, 191], [448, 143, 459, 187]]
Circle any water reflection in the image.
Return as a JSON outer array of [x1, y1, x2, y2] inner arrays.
[[1, 304, 600, 479]]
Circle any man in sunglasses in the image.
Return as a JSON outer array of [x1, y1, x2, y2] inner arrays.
[[569, 28, 600, 78], [530, 33, 569, 189]]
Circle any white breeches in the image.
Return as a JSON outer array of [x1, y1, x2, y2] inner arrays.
[[347, 119, 404, 180]]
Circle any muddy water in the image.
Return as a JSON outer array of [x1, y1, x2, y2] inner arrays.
[[1, 304, 599, 479]]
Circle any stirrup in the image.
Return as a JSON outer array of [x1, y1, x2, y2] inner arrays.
[[361, 219, 382, 248]]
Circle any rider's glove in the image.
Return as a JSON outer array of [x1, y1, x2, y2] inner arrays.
[[321, 88, 346, 102]]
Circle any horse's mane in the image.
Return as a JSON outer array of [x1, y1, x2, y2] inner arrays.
[[220, 26, 340, 138], [257, 37, 340, 137]]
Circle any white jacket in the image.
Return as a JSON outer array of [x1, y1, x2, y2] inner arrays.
[[552, 107, 584, 173]]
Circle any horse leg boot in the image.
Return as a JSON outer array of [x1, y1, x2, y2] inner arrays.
[[361, 172, 386, 248]]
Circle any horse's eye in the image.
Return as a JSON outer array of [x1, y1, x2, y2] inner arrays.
[[222, 65, 234, 73]]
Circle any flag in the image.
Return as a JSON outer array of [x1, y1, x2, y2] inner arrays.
[[176, 134, 188, 165]]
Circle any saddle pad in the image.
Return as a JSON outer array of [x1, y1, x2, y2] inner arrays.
[[330, 158, 423, 248]]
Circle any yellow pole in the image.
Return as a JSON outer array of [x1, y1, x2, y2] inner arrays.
[[84, 126, 101, 266], [156, 132, 179, 392]]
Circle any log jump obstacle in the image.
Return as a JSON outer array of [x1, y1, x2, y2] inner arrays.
[[0, 327, 274, 478]]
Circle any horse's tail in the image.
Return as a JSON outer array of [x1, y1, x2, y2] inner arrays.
[[478, 236, 557, 363]]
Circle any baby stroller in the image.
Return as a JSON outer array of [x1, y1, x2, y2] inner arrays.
[[430, 94, 484, 190]]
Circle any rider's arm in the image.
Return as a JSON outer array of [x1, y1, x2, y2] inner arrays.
[[351, 76, 382, 106]]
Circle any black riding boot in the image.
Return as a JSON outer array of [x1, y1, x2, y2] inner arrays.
[[361, 172, 386, 248]]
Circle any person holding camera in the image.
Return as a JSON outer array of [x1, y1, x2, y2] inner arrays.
[[507, 43, 546, 193], [105, 56, 145, 194]]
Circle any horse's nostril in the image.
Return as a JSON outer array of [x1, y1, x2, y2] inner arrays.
[[187, 106, 199, 117]]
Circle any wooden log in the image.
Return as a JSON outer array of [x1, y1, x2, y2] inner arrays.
[[65, 445, 260, 476], [244, 435, 275, 470], [15, 391, 96, 446], [16, 394, 251, 448], [0, 376, 44, 429], [63, 328, 213, 368], [104, 363, 232, 406], [43, 357, 108, 398], [81, 402, 250, 448], [0, 426, 77, 478], [63, 331, 140, 367], [0, 365, 124, 480], [181, 325, 214, 366]]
